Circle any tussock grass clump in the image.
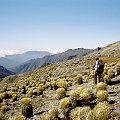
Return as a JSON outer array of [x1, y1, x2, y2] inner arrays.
[[70, 107, 91, 120], [77, 86, 86, 94], [91, 102, 110, 120], [56, 79, 67, 88], [69, 90, 78, 107], [79, 92, 91, 101], [97, 90, 108, 102], [44, 82, 51, 89], [56, 88, 66, 99], [75, 74, 83, 84], [107, 69, 115, 78], [20, 97, 32, 105], [51, 81, 58, 90], [96, 82, 107, 91], [21, 97, 33, 118], [104, 75, 111, 83], [12, 94, 17, 101], [76, 86, 92, 101], [0, 93, 3, 103], [2, 91, 13, 99], [0, 110, 4, 120], [0, 105, 9, 112], [59, 97, 70, 111], [88, 70, 94, 79], [37, 85, 44, 95], [48, 107, 59, 119], [38, 115, 49, 120], [103, 67, 109, 75], [11, 115, 25, 120], [70, 90, 78, 100]]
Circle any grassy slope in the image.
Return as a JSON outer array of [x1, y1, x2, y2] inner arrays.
[[0, 41, 120, 119]]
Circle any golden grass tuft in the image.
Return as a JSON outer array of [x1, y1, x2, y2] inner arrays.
[[59, 97, 70, 110], [70, 107, 91, 120], [56, 88, 66, 99], [11, 115, 25, 120], [93, 102, 110, 120], [20, 97, 32, 105], [97, 90, 108, 102], [96, 82, 107, 91]]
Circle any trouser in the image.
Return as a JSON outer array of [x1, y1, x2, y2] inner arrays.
[[94, 72, 103, 84]]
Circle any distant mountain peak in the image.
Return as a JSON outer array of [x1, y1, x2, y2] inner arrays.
[[0, 65, 15, 78], [0, 51, 52, 68]]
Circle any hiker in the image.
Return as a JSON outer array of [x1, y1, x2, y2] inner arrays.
[[94, 58, 104, 84]]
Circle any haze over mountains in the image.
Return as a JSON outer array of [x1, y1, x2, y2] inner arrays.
[[10, 48, 93, 74], [0, 41, 120, 119], [0, 51, 52, 69], [0, 41, 119, 78], [0, 65, 14, 79]]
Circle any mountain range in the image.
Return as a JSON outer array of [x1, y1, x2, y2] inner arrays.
[[0, 51, 52, 69], [10, 48, 93, 73], [0, 65, 14, 79], [0, 41, 120, 119]]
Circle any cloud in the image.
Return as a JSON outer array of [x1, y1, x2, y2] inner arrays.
[[0, 50, 25, 57], [0, 49, 67, 57]]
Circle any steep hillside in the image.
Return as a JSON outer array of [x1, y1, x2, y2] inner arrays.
[[0, 42, 120, 119], [0, 66, 15, 78], [11, 48, 93, 73], [86, 41, 120, 58], [0, 57, 20, 69]]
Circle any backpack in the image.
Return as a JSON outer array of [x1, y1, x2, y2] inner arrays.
[[97, 60, 104, 72]]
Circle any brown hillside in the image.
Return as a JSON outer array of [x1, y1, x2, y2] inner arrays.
[[0, 41, 120, 120]]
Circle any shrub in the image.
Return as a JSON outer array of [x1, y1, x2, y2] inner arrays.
[[104, 75, 111, 83], [77, 86, 86, 95], [79, 92, 91, 101], [88, 70, 94, 79], [0, 105, 8, 112], [37, 85, 44, 95], [70, 107, 91, 120], [12, 94, 17, 101], [56, 79, 67, 88], [45, 82, 51, 89], [59, 97, 70, 111], [75, 74, 83, 84], [51, 81, 58, 90], [107, 69, 115, 78], [93, 102, 110, 120], [48, 108, 59, 119], [2, 91, 13, 99], [11, 115, 25, 120], [70, 90, 78, 100], [97, 90, 108, 102], [56, 88, 66, 99], [96, 82, 107, 91], [20, 97, 33, 118], [0, 110, 4, 120], [0, 93, 3, 103], [38, 115, 49, 120], [20, 97, 32, 105], [76, 86, 92, 101], [103, 67, 109, 75]]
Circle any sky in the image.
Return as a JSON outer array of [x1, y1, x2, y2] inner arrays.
[[0, 0, 120, 56]]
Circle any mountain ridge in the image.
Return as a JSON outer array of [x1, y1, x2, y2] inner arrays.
[[10, 48, 93, 73], [0, 51, 52, 69], [0, 65, 15, 78]]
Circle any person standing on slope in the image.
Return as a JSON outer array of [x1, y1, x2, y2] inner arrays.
[[94, 58, 104, 84]]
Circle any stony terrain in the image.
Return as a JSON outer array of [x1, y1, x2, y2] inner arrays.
[[0, 41, 120, 120]]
